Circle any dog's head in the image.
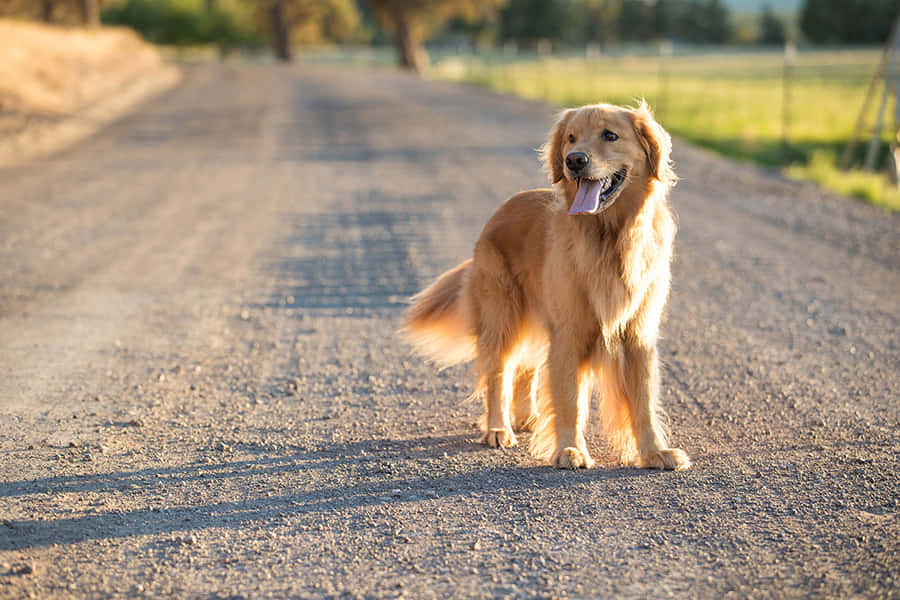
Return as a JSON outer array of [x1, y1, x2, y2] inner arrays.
[[541, 101, 675, 215]]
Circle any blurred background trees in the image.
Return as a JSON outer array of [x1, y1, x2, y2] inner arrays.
[[0, 0, 896, 68], [800, 0, 898, 44], [497, 0, 571, 50], [253, 0, 364, 60], [758, 4, 786, 45], [1, 0, 106, 25], [367, 0, 506, 72], [493, 0, 739, 48], [101, 0, 263, 47]]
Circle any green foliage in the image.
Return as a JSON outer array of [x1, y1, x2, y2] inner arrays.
[[787, 151, 900, 210], [618, 0, 658, 42], [101, 0, 264, 47], [315, 0, 366, 42], [668, 0, 733, 43], [495, 0, 736, 47], [367, 0, 505, 31], [572, 0, 623, 47], [498, 0, 570, 48], [758, 4, 786, 44], [800, 0, 898, 44], [366, 0, 505, 71], [254, 0, 368, 45]]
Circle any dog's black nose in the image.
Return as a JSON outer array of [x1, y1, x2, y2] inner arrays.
[[565, 152, 589, 173]]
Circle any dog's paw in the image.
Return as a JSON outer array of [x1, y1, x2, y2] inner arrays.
[[513, 413, 537, 433], [551, 447, 595, 470], [481, 428, 517, 448], [640, 448, 691, 470]]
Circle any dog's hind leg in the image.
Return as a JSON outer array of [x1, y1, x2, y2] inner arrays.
[[479, 352, 517, 448], [469, 240, 524, 449]]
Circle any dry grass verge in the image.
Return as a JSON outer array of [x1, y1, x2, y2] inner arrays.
[[0, 19, 181, 166]]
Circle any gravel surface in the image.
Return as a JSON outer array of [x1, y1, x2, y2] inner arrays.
[[0, 62, 898, 599]]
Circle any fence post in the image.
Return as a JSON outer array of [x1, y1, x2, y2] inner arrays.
[[864, 31, 900, 171], [503, 41, 518, 95], [536, 39, 551, 101], [585, 43, 600, 104], [781, 41, 796, 165], [889, 78, 900, 186], [658, 40, 673, 122], [841, 15, 900, 170]]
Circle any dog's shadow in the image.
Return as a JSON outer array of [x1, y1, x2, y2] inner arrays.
[[0, 433, 650, 552]]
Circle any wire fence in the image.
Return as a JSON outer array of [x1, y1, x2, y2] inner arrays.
[[296, 42, 898, 200], [428, 44, 886, 170]]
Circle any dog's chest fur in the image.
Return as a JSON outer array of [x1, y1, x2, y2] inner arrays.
[[549, 196, 673, 348]]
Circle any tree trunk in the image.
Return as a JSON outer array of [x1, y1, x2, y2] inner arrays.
[[270, 0, 293, 62], [41, 0, 55, 23], [390, 9, 428, 74], [78, 0, 100, 26]]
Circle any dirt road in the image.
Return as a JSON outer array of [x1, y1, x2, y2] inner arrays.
[[1, 63, 898, 599]]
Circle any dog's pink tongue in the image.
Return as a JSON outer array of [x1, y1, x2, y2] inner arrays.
[[569, 179, 602, 215]]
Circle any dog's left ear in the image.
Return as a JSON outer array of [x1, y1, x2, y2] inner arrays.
[[630, 101, 676, 187], [541, 109, 574, 184]]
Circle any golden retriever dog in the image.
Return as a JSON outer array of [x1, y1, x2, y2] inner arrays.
[[403, 102, 690, 470]]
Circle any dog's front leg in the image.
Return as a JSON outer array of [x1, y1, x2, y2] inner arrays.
[[622, 341, 691, 470], [547, 338, 594, 469]]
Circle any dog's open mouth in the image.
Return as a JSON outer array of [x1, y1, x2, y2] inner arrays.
[[569, 168, 627, 215]]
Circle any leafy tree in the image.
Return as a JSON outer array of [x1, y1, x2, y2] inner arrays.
[[668, 0, 733, 44], [367, 0, 506, 73], [490, 0, 737, 47], [758, 3, 786, 45], [576, 0, 624, 47], [0, 0, 107, 24], [800, 0, 898, 44], [498, 0, 569, 48], [620, 0, 658, 41], [254, 0, 364, 60], [615, 0, 734, 44], [102, 0, 262, 47]]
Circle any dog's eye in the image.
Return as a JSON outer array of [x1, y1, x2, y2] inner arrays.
[[568, 134, 576, 143], [602, 130, 618, 142]]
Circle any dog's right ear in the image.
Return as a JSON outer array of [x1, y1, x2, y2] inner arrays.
[[630, 100, 677, 188], [541, 109, 574, 184]]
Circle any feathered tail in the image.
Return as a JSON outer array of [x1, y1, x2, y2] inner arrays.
[[402, 259, 477, 368]]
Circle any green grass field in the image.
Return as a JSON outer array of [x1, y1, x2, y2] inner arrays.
[[432, 48, 900, 211]]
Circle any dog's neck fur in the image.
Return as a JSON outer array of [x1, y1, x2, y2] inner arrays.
[[553, 175, 674, 351]]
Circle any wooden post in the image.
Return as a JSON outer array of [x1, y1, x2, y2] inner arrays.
[[585, 43, 600, 104], [781, 41, 796, 165], [840, 15, 900, 170], [537, 39, 551, 101], [503, 41, 518, 96], [890, 79, 900, 186], [658, 39, 673, 122], [864, 31, 900, 171]]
